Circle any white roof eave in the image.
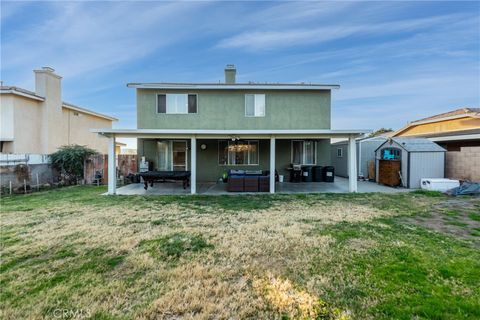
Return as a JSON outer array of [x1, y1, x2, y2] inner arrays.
[[127, 83, 340, 90], [92, 128, 370, 139]]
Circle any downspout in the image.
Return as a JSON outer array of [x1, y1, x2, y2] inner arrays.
[[358, 139, 362, 178]]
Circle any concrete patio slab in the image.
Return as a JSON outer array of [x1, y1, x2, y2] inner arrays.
[[113, 176, 410, 195]]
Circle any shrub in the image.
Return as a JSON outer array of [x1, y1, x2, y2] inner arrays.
[[50, 145, 97, 185]]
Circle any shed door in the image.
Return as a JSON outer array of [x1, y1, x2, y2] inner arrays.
[[378, 160, 401, 187]]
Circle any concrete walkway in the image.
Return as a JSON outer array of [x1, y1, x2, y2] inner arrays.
[[113, 177, 410, 195]]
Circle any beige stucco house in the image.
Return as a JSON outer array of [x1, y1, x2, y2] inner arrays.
[[0, 67, 117, 154]]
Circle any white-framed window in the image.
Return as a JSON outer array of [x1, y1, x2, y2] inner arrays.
[[218, 140, 259, 165], [245, 94, 265, 117], [157, 94, 197, 114], [291, 140, 317, 165], [337, 147, 343, 158]]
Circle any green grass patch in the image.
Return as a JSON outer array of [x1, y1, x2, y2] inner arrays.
[[468, 212, 480, 222], [446, 220, 469, 227], [140, 232, 213, 260], [311, 218, 480, 319]]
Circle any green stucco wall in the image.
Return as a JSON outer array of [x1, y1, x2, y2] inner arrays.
[[137, 89, 331, 130], [137, 138, 331, 182]]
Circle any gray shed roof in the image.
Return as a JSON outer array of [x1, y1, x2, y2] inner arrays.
[[376, 138, 446, 152]]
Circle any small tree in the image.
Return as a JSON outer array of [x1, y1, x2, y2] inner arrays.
[[368, 128, 393, 138], [50, 145, 97, 185]]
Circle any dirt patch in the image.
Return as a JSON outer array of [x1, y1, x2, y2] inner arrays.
[[402, 197, 480, 247]]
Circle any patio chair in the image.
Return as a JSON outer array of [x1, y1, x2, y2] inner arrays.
[[92, 170, 102, 186]]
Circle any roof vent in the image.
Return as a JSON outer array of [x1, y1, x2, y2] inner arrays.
[[224, 64, 236, 84]]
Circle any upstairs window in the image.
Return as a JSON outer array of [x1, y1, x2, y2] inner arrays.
[[245, 94, 265, 117], [157, 94, 197, 114], [292, 140, 316, 165]]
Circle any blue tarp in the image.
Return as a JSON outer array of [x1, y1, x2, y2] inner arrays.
[[447, 182, 480, 196]]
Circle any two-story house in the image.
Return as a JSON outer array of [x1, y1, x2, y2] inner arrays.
[[0, 67, 117, 154], [94, 65, 368, 194]]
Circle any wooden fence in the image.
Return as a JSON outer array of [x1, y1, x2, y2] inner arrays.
[[84, 154, 138, 185]]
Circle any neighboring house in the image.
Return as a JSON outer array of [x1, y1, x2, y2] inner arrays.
[[393, 108, 480, 182], [375, 138, 446, 188], [331, 136, 388, 179], [94, 65, 369, 194], [115, 142, 127, 155], [392, 108, 480, 151], [0, 67, 117, 154]]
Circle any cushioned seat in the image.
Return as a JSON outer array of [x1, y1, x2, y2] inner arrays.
[[244, 176, 259, 192], [258, 176, 270, 192], [227, 175, 244, 192]]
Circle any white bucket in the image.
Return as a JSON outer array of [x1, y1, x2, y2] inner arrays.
[[279, 175, 284, 183]]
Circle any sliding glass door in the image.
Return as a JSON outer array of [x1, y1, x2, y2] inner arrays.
[[172, 141, 187, 171], [157, 140, 187, 171]]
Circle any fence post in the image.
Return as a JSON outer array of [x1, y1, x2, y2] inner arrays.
[[24, 179, 27, 194], [36, 173, 40, 191], [9, 181, 12, 195]]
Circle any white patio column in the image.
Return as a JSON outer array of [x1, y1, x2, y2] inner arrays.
[[270, 137, 276, 194], [348, 135, 358, 192], [190, 137, 197, 194], [107, 135, 116, 195]]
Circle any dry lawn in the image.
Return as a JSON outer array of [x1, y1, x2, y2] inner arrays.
[[1, 187, 479, 319]]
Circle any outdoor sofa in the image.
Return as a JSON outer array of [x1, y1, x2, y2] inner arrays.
[[226, 169, 278, 192]]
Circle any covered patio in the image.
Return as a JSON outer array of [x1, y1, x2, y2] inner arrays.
[[93, 129, 370, 195], [112, 177, 407, 195]]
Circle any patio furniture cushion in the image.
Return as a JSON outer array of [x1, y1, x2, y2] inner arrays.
[[229, 169, 245, 176], [244, 176, 259, 192], [258, 176, 270, 192], [245, 170, 263, 175], [227, 175, 244, 192]]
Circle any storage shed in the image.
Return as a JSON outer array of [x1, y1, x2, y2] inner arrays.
[[331, 136, 387, 179], [375, 138, 446, 188]]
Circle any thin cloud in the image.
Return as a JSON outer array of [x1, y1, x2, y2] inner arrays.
[[216, 14, 469, 51]]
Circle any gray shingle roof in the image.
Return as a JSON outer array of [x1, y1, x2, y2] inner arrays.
[[391, 138, 446, 152]]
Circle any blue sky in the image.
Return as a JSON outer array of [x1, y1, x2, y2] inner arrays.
[[1, 1, 479, 147]]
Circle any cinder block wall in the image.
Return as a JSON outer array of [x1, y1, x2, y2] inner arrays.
[[445, 146, 480, 182]]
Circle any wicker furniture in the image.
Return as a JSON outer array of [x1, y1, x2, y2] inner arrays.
[[227, 175, 244, 192], [258, 176, 270, 192], [226, 169, 276, 192], [244, 176, 259, 192]]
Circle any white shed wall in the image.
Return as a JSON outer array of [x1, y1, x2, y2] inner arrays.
[[408, 152, 445, 188]]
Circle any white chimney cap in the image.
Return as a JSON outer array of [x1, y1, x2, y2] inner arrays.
[[42, 66, 55, 72]]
